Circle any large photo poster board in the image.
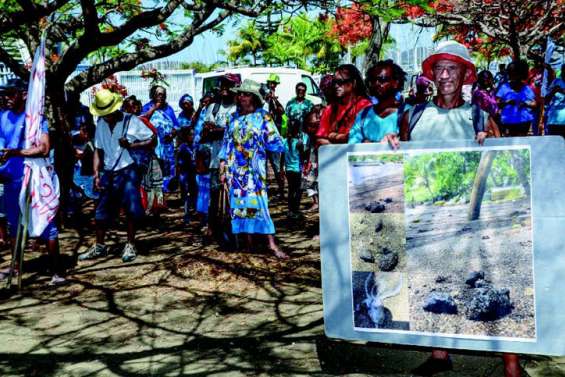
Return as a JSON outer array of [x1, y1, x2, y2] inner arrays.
[[319, 138, 565, 355]]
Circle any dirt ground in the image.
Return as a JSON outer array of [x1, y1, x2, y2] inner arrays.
[[0, 190, 556, 376]]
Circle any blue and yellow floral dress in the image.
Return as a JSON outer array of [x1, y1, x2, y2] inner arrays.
[[219, 108, 284, 234]]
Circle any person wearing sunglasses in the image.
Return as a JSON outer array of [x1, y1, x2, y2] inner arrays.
[[316, 64, 372, 146], [348, 60, 407, 144]]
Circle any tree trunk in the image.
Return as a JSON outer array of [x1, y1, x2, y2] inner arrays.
[[511, 152, 530, 198], [46, 81, 75, 225], [507, 7, 522, 60], [362, 16, 390, 73], [468, 151, 497, 221]]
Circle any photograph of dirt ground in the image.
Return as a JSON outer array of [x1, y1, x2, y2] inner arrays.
[[348, 154, 409, 330], [404, 148, 535, 340]]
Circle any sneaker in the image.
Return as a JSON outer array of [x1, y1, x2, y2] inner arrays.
[[121, 243, 137, 263], [0, 267, 18, 281], [78, 244, 108, 261], [48, 274, 67, 286]]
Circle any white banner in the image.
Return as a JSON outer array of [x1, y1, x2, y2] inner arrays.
[[19, 37, 60, 237]]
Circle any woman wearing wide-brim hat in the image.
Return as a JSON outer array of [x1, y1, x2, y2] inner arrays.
[[218, 79, 288, 259]]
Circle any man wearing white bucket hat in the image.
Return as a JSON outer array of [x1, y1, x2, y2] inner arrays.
[[386, 41, 499, 148], [78, 89, 154, 263], [389, 41, 517, 377]]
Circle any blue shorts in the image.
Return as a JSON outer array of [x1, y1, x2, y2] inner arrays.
[[95, 165, 144, 223]]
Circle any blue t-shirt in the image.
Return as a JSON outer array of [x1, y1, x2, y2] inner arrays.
[[547, 78, 565, 126], [177, 143, 195, 173], [178, 112, 193, 128], [0, 110, 26, 180], [0, 111, 49, 180], [348, 106, 402, 144], [283, 133, 309, 173], [496, 82, 536, 125]]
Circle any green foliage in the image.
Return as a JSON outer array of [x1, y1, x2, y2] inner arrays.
[[226, 21, 267, 65], [349, 153, 403, 163], [224, 13, 343, 73], [404, 149, 531, 205], [180, 61, 225, 72]]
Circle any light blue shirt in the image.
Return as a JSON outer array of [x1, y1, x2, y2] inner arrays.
[[348, 106, 403, 144], [547, 78, 565, 126], [284, 133, 309, 172]]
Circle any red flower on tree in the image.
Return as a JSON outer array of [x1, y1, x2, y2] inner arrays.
[[331, 4, 373, 46]]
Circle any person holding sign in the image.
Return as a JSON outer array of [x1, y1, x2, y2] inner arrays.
[[348, 60, 407, 144], [316, 64, 372, 146], [387, 41, 516, 377]]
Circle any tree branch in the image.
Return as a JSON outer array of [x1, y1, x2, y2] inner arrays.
[[80, 0, 100, 37], [54, 0, 184, 80], [65, 6, 230, 94], [0, 45, 28, 78], [0, 0, 69, 35]]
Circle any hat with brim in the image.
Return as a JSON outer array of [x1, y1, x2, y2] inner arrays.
[[1, 78, 28, 92], [235, 79, 263, 106], [422, 41, 477, 85], [90, 89, 124, 117]]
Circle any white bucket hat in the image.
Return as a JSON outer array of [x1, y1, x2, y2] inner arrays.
[[422, 40, 477, 85]]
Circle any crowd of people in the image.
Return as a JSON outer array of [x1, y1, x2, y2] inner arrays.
[[0, 38, 564, 375], [0, 40, 563, 276]]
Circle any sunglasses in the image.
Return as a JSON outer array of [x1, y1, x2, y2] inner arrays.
[[334, 78, 353, 86]]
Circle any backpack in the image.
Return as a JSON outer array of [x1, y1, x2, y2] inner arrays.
[[407, 101, 485, 140]]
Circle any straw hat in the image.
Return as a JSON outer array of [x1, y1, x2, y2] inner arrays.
[[422, 41, 477, 85], [235, 79, 263, 105], [89, 89, 124, 117]]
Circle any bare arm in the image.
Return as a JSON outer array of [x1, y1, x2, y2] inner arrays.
[[93, 148, 103, 191], [2, 133, 50, 159], [399, 111, 410, 141]]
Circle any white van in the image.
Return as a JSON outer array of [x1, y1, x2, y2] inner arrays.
[[194, 67, 323, 108]]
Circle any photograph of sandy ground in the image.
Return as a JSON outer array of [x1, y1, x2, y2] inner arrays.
[[404, 149, 535, 340], [348, 154, 409, 330]]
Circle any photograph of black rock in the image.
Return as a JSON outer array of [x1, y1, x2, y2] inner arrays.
[[348, 148, 535, 339]]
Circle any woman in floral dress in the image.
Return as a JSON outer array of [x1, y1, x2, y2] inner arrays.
[[219, 79, 288, 259]]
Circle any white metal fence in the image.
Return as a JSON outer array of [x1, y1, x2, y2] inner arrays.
[[0, 64, 17, 86], [79, 69, 198, 114]]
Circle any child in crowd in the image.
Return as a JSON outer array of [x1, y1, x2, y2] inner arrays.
[[177, 127, 197, 224], [303, 105, 324, 212], [195, 146, 211, 233], [72, 122, 98, 202], [283, 120, 308, 218]]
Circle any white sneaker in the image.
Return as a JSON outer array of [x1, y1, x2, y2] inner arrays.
[[49, 274, 66, 286], [78, 244, 108, 261], [121, 243, 137, 262]]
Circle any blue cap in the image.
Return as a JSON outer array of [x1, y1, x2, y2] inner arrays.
[[179, 94, 193, 108]]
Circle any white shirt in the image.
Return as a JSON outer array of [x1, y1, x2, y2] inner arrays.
[[204, 102, 236, 169], [94, 113, 153, 171]]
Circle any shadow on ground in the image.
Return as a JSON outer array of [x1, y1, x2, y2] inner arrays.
[[0, 195, 544, 376]]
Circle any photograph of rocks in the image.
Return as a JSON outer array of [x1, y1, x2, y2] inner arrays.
[[348, 149, 535, 340]]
